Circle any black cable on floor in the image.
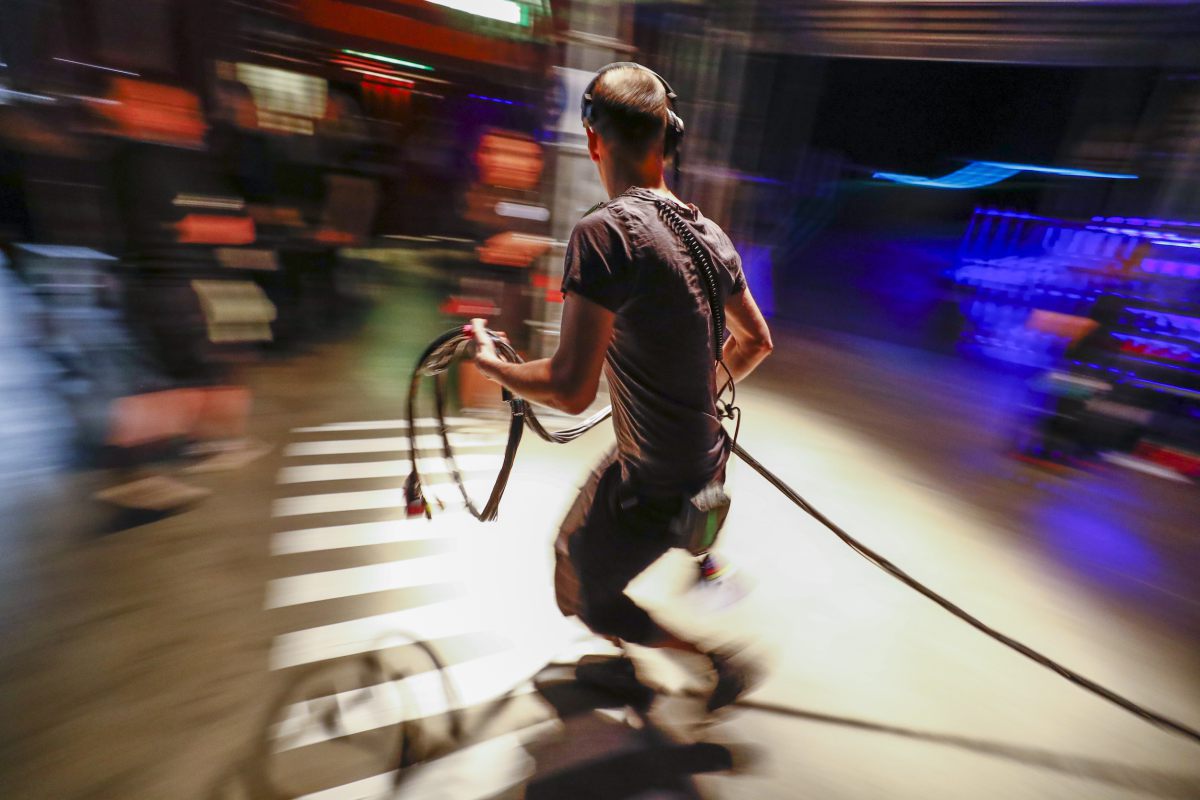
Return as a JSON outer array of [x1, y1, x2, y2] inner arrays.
[[405, 325, 1200, 747], [730, 441, 1200, 746]]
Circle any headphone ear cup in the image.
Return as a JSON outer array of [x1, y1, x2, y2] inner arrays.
[[668, 110, 685, 136], [580, 88, 595, 127], [664, 110, 684, 157]]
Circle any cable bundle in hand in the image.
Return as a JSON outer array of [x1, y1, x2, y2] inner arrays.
[[403, 325, 611, 521]]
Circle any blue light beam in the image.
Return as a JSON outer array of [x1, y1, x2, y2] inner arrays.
[[874, 161, 1138, 190]]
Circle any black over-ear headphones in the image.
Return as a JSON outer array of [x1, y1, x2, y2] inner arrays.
[[580, 62, 685, 158]]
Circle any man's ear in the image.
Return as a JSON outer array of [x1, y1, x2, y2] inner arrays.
[[585, 126, 600, 163]]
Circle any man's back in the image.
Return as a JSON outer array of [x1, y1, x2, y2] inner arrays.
[[562, 187, 745, 495], [470, 62, 771, 699]]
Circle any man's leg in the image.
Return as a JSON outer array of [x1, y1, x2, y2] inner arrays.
[[567, 465, 755, 710], [567, 465, 680, 647], [552, 451, 616, 619]]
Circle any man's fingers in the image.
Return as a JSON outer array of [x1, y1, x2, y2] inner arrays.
[[469, 319, 509, 348], [468, 318, 499, 363], [469, 318, 490, 346]]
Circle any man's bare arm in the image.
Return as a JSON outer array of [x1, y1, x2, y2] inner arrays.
[[471, 293, 614, 415], [721, 286, 773, 384]]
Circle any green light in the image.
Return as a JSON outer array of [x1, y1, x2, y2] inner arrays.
[[341, 49, 434, 72]]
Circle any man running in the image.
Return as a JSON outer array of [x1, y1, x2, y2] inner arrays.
[[471, 62, 773, 710]]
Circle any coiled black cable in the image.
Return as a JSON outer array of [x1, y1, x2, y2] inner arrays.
[[654, 199, 725, 362], [651, 197, 742, 440], [403, 325, 611, 521]]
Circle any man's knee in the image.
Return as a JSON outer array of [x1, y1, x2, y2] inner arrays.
[[553, 549, 581, 618], [577, 586, 657, 644], [577, 593, 623, 636]]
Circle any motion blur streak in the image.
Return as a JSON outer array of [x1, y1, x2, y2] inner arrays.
[[0, 2, 1197, 799]]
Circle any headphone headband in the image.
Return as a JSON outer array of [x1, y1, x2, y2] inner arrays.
[[580, 62, 684, 158]]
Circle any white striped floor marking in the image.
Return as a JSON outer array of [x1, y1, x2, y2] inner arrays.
[[265, 555, 460, 608], [272, 479, 494, 518], [270, 518, 466, 556], [266, 418, 563, 798], [292, 417, 475, 434], [276, 453, 502, 484], [293, 720, 558, 800], [284, 434, 506, 458], [269, 598, 483, 671], [295, 771, 395, 800], [273, 631, 609, 751], [272, 649, 543, 751]]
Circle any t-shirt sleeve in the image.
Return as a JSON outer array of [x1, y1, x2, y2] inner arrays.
[[728, 250, 747, 295], [560, 211, 635, 313]]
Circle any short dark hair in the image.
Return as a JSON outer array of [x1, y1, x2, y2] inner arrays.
[[588, 65, 668, 158]]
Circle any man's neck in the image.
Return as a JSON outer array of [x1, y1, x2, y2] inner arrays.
[[606, 162, 670, 200]]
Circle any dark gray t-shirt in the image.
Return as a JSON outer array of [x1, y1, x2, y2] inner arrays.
[[561, 187, 746, 495]]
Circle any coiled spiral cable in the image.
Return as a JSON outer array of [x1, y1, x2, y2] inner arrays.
[[402, 326, 611, 522], [654, 198, 726, 362]]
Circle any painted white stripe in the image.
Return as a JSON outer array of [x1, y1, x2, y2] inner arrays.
[[265, 555, 459, 608], [292, 417, 477, 433], [269, 599, 481, 670], [274, 649, 542, 751], [273, 489, 409, 518], [272, 479, 494, 518], [271, 518, 468, 556], [276, 453, 502, 484], [295, 771, 393, 800], [284, 433, 505, 457], [293, 721, 557, 800]]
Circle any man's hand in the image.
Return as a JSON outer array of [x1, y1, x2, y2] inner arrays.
[[469, 318, 504, 380], [462, 296, 613, 414]]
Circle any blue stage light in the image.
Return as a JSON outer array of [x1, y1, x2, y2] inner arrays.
[[984, 162, 1139, 180], [874, 161, 1137, 189], [873, 162, 1020, 189]]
